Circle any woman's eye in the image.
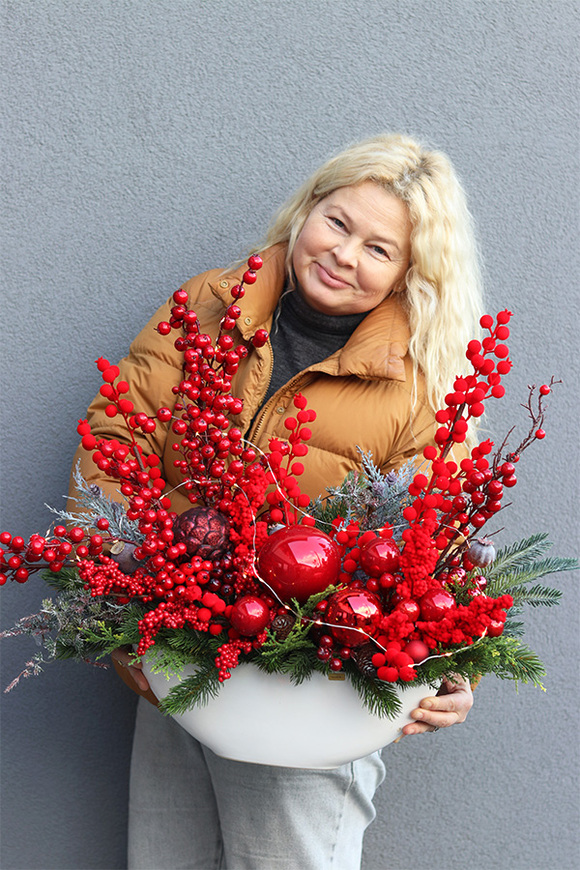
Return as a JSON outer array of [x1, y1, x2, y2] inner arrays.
[[371, 245, 389, 259], [330, 217, 346, 229]]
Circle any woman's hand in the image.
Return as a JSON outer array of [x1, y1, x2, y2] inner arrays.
[[401, 674, 473, 736], [111, 647, 151, 693]]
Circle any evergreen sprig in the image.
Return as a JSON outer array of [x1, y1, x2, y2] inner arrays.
[[485, 534, 556, 578], [259, 615, 316, 673], [46, 463, 143, 544], [309, 453, 414, 535], [143, 628, 220, 677], [345, 667, 405, 719], [507, 584, 563, 608], [156, 665, 222, 716]]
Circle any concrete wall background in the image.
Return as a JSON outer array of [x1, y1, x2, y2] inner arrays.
[[1, 1, 578, 868]]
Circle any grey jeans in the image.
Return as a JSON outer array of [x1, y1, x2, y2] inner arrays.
[[128, 697, 386, 870]]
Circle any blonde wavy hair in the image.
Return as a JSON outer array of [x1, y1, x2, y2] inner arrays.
[[261, 133, 483, 418]]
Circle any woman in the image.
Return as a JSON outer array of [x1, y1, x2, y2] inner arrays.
[[72, 133, 479, 869]]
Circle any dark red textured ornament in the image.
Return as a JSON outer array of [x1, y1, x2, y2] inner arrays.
[[229, 595, 270, 636], [325, 588, 383, 647], [257, 525, 341, 603], [359, 537, 400, 577], [173, 507, 230, 560]]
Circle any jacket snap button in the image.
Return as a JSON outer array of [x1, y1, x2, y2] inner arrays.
[[244, 317, 252, 325], [276, 406, 284, 414], [219, 280, 229, 288]]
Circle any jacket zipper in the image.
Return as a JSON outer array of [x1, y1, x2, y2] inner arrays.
[[247, 338, 274, 442], [249, 368, 316, 444]]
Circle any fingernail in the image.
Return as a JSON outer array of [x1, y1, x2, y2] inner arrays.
[[414, 710, 423, 719], [422, 700, 433, 710]]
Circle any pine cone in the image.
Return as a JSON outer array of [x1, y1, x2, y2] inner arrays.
[[270, 613, 296, 641], [350, 643, 377, 677]]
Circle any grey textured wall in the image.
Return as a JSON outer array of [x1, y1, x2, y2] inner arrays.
[[1, 1, 578, 868]]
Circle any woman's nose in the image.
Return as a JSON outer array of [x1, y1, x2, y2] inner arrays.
[[333, 237, 358, 267]]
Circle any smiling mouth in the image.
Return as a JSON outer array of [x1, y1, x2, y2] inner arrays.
[[316, 263, 351, 289]]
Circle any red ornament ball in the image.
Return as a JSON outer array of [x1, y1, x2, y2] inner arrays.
[[257, 525, 341, 603], [173, 507, 231, 560], [359, 537, 400, 577], [487, 617, 505, 637], [403, 639, 430, 663], [419, 588, 455, 621], [325, 588, 383, 647], [395, 599, 420, 621], [229, 595, 270, 636]]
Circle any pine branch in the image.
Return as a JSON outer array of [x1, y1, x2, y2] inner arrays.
[[503, 618, 526, 637], [441, 637, 547, 687], [47, 463, 143, 543], [309, 453, 414, 534], [259, 626, 315, 672], [300, 586, 341, 615], [157, 666, 221, 716], [252, 646, 321, 682], [485, 534, 554, 578], [487, 556, 577, 598], [41, 567, 85, 592], [143, 629, 219, 676], [346, 667, 405, 719], [507, 584, 563, 608], [493, 643, 547, 686]]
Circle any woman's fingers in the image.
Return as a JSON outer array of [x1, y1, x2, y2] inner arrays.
[[400, 674, 473, 736]]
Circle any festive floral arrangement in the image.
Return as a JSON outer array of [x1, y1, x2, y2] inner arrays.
[[1, 255, 576, 719]]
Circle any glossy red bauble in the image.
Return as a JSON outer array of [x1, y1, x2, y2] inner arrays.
[[325, 588, 383, 647], [173, 507, 230, 560], [359, 537, 400, 577], [419, 588, 455, 621], [487, 617, 505, 637], [257, 525, 341, 603], [229, 595, 271, 636], [395, 600, 420, 621]]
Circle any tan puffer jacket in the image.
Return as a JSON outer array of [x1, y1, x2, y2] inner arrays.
[[70, 243, 440, 511]]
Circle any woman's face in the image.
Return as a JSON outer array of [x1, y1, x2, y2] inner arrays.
[[292, 181, 412, 316]]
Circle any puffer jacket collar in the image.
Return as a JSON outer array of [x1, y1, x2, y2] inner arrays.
[[208, 243, 410, 383]]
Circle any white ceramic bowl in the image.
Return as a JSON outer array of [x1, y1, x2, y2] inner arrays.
[[142, 659, 438, 769]]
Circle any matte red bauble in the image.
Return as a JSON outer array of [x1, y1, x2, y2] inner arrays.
[[419, 588, 455, 621], [257, 525, 341, 603], [173, 507, 230, 560], [359, 537, 400, 577], [403, 639, 430, 663], [229, 595, 270, 636], [325, 588, 383, 647]]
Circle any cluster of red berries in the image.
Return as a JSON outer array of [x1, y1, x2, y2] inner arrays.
[[0, 525, 103, 586], [297, 311, 553, 683], [264, 400, 317, 526]]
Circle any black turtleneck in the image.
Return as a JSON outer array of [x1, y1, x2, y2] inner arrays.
[[263, 288, 367, 405]]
